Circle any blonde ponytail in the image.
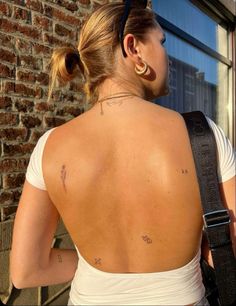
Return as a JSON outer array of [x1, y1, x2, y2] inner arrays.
[[48, 47, 83, 102]]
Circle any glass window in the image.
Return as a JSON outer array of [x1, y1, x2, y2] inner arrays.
[[156, 31, 230, 136], [153, 0, 228, 57], [153, 0, 233, 141]]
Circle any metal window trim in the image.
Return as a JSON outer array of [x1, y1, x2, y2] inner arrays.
[[156, 14, 233, 67], [191, 0, 236, 30]]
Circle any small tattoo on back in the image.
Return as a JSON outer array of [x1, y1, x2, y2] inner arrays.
[[142, 235, 152, 244], [60, 164, 67, 192], [57, 254, 62, 263], [94, 258, 102, 265], [181, 169, 188, 174]]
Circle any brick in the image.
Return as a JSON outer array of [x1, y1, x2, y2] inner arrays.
[[16, 69, 36, 83], [15, 99, 34, 112], [0, 48, 17, 65], [51, 90, 75, 102], [35, 86, 44, 99], [15, 83, 35, 97], [55, 23, 75, 40], [3, 81, 15, 94], [0, 96, 12, 109], [44, 5, 81, 26], [4, 82, 38, 98], [0, 191, 13, 205], [0, 189, 21, 207], [3, 143, 35, 156], [46, 0, 78, 12], [0, 63, 15, 78], [0, 18, 41, 41], [12, 189, 21, 201], [3, 173, 25, 189], [36, 72, 49, 85], [35, 101, 53, 112], [0, 113, 18, 126], [0, 33, 15, 49], [43, 32, 65, 46], [0, 158, 29, 173], [1, 206, 18, 221], [19, 54, 42, 70], [15, 38, 32, 54], [0, 128, 27, 141], [56, 106, 82, 117], [32, 13, 52, 31], [30, 129, 44, 142], [0, 18, 17, 33], [17, 23, 41, 41], [25, 0, 43, 13], [0, 1, 12, 17], [33, 43, 51, 55], [45, 116, 66, 127], [21, 114, 42, 128], [12, 6, 31, 23]]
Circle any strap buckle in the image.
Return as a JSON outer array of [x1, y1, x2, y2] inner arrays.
[[203, 209, 231, 228]]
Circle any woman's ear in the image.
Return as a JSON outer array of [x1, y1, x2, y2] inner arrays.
[[123, 34, 141, 62]]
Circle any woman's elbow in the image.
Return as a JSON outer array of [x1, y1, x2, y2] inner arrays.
[[10, 253, 35, 289], [10, 265, 29, 289], [10, 270, 38, 289], [11, 275, 28, 290]]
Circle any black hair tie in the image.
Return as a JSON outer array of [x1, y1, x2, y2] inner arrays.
[[65, 51, 82, 74]]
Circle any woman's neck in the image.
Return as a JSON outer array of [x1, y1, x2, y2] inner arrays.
[[97, 77, 145, 102]]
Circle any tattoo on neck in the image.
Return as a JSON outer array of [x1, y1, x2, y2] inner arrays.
[[107, 101, 123, 106], [60, 164, 67, 192], [57, 254, 62, 263], [142, 235, 152, 244], [94, 258, 102, 265], [181, 169, 188, 174]]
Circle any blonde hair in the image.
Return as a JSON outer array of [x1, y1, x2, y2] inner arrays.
[[48, 3, 157, 104]]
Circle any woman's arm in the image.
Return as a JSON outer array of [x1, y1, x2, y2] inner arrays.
[[201, 175, 236, 266], [10, 180, 78, 289]]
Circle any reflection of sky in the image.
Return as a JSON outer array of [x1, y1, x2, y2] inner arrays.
[[153, 0, 218, 85], [165, 31, 217, 84]]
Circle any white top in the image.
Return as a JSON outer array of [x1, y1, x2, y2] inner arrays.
[[25, 116, 235, 305]]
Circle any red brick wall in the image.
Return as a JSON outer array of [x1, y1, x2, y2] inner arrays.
[[0, 0, 112, 222]]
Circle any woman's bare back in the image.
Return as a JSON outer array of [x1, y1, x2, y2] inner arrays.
[[43, 99, 203, 274]]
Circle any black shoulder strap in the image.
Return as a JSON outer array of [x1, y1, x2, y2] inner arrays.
[[182, 111, 236, 306]]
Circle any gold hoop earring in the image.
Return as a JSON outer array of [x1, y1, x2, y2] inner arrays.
[[135, 61, 148, 76]]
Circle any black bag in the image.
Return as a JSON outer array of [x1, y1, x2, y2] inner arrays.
[[201, 257, 220, 306], [182, 111, 236, 306]]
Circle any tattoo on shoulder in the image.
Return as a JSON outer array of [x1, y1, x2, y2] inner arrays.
[[57, 254, 62, 263], [94, 257, 102, 265], [60, 164, 67, 192], [141, 235, 152, 244]]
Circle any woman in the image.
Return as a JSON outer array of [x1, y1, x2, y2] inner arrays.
[[10, 1, 235, 305]]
